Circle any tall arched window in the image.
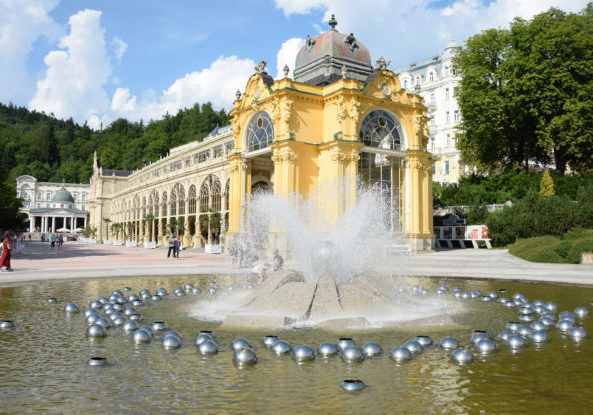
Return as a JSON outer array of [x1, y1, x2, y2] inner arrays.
[[211, 177, 221, 212], [224, 180, 230, 211], [171, 183, 185, 215], [246, 111, 274, 152], [148, 195, 153, 216], [200, 181, 209, 212], [142, 196, 147, 217], [170, 188, 177, 216], [188, 185, 197, 214], [359, 110, 402, 150], [161, 192, 168, 217], [154, 192, 159, 217]]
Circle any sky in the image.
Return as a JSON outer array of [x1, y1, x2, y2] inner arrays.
[[0, 0, 589, 129]]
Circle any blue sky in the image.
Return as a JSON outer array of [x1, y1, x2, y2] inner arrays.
[[0, 0, 588, 128]]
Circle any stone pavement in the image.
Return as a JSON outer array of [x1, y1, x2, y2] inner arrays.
[[1, 241, 593, 286]]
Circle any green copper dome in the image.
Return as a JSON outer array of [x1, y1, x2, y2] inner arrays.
[[52, 187, 75, 203]]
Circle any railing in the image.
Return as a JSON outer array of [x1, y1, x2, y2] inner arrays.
[[434, 204, 506, 215]]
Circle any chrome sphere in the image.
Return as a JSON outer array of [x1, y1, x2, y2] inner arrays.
[[362, 342, 383, 357], [109, 294, 120, 302], [89, 300, 103, 310], [518, 326, 533, 338], [175, 291, 187, 297], [84, 309, 97, 318], [133, 329, 151, 344], [435, 289, 446, 295], [195, 331, 214, 346], [530, 321, 547, 331], [272, 340, 292, 355], [317, 342, 338, 357], [540, 316, 555, 327], [546, 302, 558, 313], [0, 320, 15, 329], [574, 307, 589, 319], [123, 320, 139, 332], [123, 287, 131, 292], [439, 337, 459, 350], [451, 348, 474, 365], [233, 348, 257, 366], [112, 289, 124, 297], [162, 336, 182, 349], [95, 317, 110, 329], [64, 303, 79, 313], [128, 294, 139, 302], [336, 337, 355, 351], [293, 345, 316, 362], [403, 340, 424, 355], [112, 315, 126, 327], [112, 304, 125, 312], [415, 336, 433, 347], [533, 300, 545, 307], [123, 307, 136, 316], [132, 300, 144, 307], [475, 339, 498, 354], [141, 293, 151, 301], [151, 295, 162, 301], [47, 297, 58, 304], [519, 315, 535, 323], [499, 297, 510, 304], [230, 338, 251, 351], [556, 319, 574, 332], [152, 321, 168, 331], [108, 312, 122, 321], [481, 296, 493, 302], [512, 292, 524, 301], [341, 346, 364, 362], [191, 287, 201, 295], [341, 379, 366, 391], [438, 285, 449, 291], [488, 291, 498, 299], [505, 301, 516, 308], [470, 330, 489, 345], [198, 340, 218, 355], [138, 326, 154, 337], [208, 287, 218, 296], [389, 346, 412, 362], [156, 288, 168, 296], [164, 330, 182, 340], [569, 326, 588, 340], [87, 357, 108, 367], [531, 330, 550, 343], [559, 311, 575, 322], [534, 305, 546, 314], [129, 313, 143, 321], [139, 289, 150, 296], [86, 314, 101, 325], [461, 292, 471, 299], [454, 291, 462, 299], [86, 324, 107, 338], [98, 297, 109, 304], [506, 322, 521, 333], [183, 283, 194, 292], [496, 331, 513, 341], [519, 307, 534, 315], [262, 335, 279, 348], [506, 335, 527, 349]]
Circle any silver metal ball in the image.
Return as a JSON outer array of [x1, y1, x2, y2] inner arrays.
[[128, 294, 139, 302], [531, 330, 550, 343], [506, 335, 527, 349], [438, 285, 449, 291], [519, 307, 534, 315], [488, 291, 498, 299], [534, 305, 546, 314], [123, 307, 136, 316], [87, 357, 107, 367], [403, 340, 424, 355], [94, 317, 110, 329], [151, 295, 162, 301], [451, 347, 474, 365], [546, 302, 558, 313], [262, 335, 279, 348], [233, 348, 257, 366], [123, 287, 131, 292], [109, 294, 120, 302], [112, 289, 123, 297], [481, 296, 493, 302], [461, 292, 471, 299], [195, 331, 214, 346], [183, 283, 194, 292], [162, 336, 182, 349], [112, 316, 126, 327], [496, 331, 512, 341], [198, 340, 218, 355], [164, 330, 182, 340], [518, 326, 533, 338], [141, 293, 151, 300], [98, 297, 109, 304], [574, 307, 589, 319], [415, 336, 433, 347], [506, 322, 521, 333], [109, 312, 122, 321], [230, 338, 251, 351], [112, 304, 124, 312], [336, 337, 355, 351], [519, 315, 535, 323], [133, 329, 151, 344], [156, 288, 168, 296], [129, 313, 143, 321], [475, 339, 498, 354], [86, 324, 106, 338], [208, 287, 218, 296], [341, 379, 365, 391], [530, 321, 547, 331], [533, 300, 545, 307], [89, 300, 103, 310], [317, 342, 338, 357], [84, 309, 97, 318], [471, 290, 482, 298], [293, 345, 315, 362], [86, 314, 101, 325], [272, 340, 292, 355], [540, 316, 555, 327], [133, 300, 144, 307], [175, 291, 187, 297], [341, 346, 364, 362], [439, 337, 459, 350], [556, 319, 574, 332], [0, 320, 15, 329], [505, 301, 516, 308], [47, 298, 58, 304], [470, 330, 489, 345], [64, 303, 79, 313], [152, 321, 167, 331], [499, 297, 509, 304], [191, 287, 201, 295], [123, 320, 138, 332], [138, 326, 154, 337], [559, 311, 575, 322], [389, 346, 412, 362], [139, 289, 150, 296], [362, 342, 383, 357], [569, 326, 588, 340]]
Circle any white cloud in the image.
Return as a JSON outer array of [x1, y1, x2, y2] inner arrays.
[[0, 0, 62, 104], [106, 55, 254, 123], [29, 9, 112, 123], [274, 0, 326, 16], [275, 37, 303, 79], [111, 37, 127, 60]]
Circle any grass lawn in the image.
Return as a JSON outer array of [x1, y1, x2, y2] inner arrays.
[[509, 229, 593, 263]]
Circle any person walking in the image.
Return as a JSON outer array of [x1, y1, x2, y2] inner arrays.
[[174, 235, 180, 258], [58, 234, 63, 249], [167, 234, 176, 258], [1, 233, 13, 272]]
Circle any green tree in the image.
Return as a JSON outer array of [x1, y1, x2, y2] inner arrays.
[[539, 169, 555, 198]]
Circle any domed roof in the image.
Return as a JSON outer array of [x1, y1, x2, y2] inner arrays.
[[52, 187, 74, 204], [294, 15, 373, 86]]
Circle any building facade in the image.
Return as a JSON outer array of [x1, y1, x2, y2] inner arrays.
[[395, 40, 465, 183]]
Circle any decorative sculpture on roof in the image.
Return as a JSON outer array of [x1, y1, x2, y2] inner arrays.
[[235, 89, 241, 100], [306, 35, 316, 53], [283, 64, 290, 78], [375, 57, 390, 70], [328, 14, 337, 30], [344, 33, 359, 52], [255, 60, 267, 74]]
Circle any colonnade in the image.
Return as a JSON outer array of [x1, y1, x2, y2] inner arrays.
[[30, 215, 87, 233]]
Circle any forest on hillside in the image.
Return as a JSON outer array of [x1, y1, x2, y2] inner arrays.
[[0, 102, 230, 184]]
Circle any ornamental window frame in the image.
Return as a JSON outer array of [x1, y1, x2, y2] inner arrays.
[[358, 109, 403, 151], [246, 111, 274, 153]]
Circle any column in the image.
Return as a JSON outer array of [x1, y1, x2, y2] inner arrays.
[[29, 216, 34, 233], [83, 216, 87, 228], [51, 217, 56, 232], [41, 217, 46, 233], [71, 216, 75, 233]]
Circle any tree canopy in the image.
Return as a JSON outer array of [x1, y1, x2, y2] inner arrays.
[[455, 3, 593, 174]]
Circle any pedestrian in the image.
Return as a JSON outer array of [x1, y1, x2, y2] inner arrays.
[[229, 238, 238, 266], [174, 235, 180, 258], [0, 233, 13, 272], [167, 233, 176, 258], [58, 234, 63, 249], [50, 234, 55, 249], [15, 234, 23, 255], [252, 262, 269, 284], [273, 249, 284, 272]]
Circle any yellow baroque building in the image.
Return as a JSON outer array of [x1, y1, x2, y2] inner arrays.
[[89, 17, 435, 252]]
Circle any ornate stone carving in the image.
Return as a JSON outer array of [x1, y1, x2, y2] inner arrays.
[[413, 112, 430, 148], [336, 99, 346, 130], [281, 99, 293, 132], [230, 121, 240, 139], [235, 89, 241, 100], [344, 33, 358, 52], [283, 64, 290, 77], [306, 35, 316, 52], [349, 101, 361, 125], [330, 151, 360, 162], [375, 57, 391, 70], [254, 60, 267, 74]]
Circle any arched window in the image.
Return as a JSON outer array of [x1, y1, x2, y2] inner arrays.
[[177, 185, 185, 215], [359, 110, 402, 150], [148, 195, 153, 216], [211, 177, 221, 212], [161, 192, 168, 217], [142, 196, 147, 217], [188, 185, 197, 214], [170, 188, 177, 216], [224, 180, 230, 211], [429, 72, 434, 82], [154, 192, 159, 216], [200, 181, 209, 212], [246, 111, 274, 152]]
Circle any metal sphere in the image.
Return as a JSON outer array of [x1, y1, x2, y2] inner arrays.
[[164, 330, 182, 341], [451, 348, 474, 365], [518, 326, 533, 338], [141, 293, 151, 301], [112, 289, 124, 297], [129, 313, 143, 321], [336, 337, 355, 351], [556, 319, 574, 332], [534, 305, 546, 314], [481, 296, 493, 302], [152, 321, 168, 331], [112, 304, 124, 312], [123, 307, 136, 316], [341, 379, 366, 391], [546, 302, 558, 313], [0, 320, 16, 329], [470, 330, 489, 345], [341, 346, 364, 362], [98, 297, 109, 304], [519, 307, 534, 316], [64, 303, 79, 313], [233, 348, 257, 366], [132, 300, 144, 307], [475, 339, 498, 355], [84, 308, 97, 318], [86, 314, 101, 325], [138, 326, 154, 337], [540, 316, 555, 327], [86, 324, 107, 338], [574, 307, 589, 319], [506, 335, 527, 349], [262, 335, 279, 348], [156, 288, 168, 296], [230, 338, 251, 351], [272, 340, 292, 355], [439, 337, 459, 350], [47, 297, 58, 304], [362, 342, 383, 357], [198, 340, 218, 355], [488, 291, 498, 299], [438, 285, 449, 291], [87, 357, 108, 367], [531, 330, 550, 343], [162, 336, 182, 349], [519, 315, 535, 323], [499, 297, 510, 304], [461, 292, 471, 299], [133, 329, 151, 344], [139, 289, 150, 296], [208, 287, 218, 296], [109, 294, 120, 303], [569, 326, 588, 340], [108, 312, 122, 321], [112, 315, 126, 327], [452, 287, 461, 293], [128, 294, 139, 302], [533, 300, 545, 307], [89, 300, 103, 310], [530, 321, 547, 331], [195, 331, 214, 346], [293, 345, 316, 362], [317, 342, 338, 357], [559, 311, 575, 322], [454, 291, 462, 299], [123, 320, 139, 332], [506, 322, 521, 333], [415, 336, 433, 347], [435, 289, 445, 295], [389, 346, 412, 362], [403, 340, 424, 355], [191, 287, 201, 295], [123, 287, 131, 292], [151, 295, 162, 301], [505, 301, 516, 308], [184, 283, 194, 292], [496, 331, 512, 341], [95, 317, 110, 329], [175, 291, 187, 297]]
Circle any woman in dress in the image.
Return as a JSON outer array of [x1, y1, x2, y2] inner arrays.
[[0, 233, 13, 271]]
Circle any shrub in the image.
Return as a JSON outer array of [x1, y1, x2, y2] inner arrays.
[[509, 236, 565, 263], [566, 238, 593, 264], [554, 240, 573, 258]]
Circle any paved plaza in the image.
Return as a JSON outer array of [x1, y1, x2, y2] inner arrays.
[[1, 240, 592, 286]]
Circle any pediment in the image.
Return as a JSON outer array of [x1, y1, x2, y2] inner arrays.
[[363, 70, 414, 106]]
